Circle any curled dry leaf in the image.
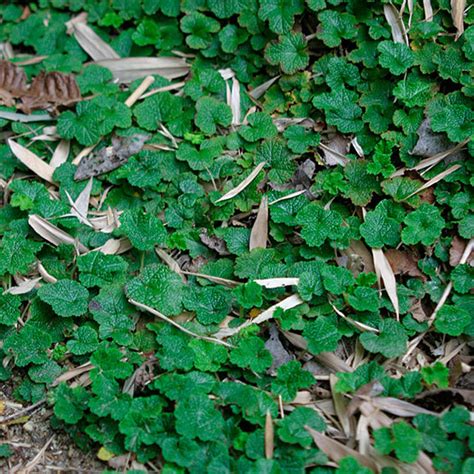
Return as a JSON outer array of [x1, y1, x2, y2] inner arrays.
[[21, 71, 81, 112], [383, 4, 408, 45], [0, 59, 27, 105], [372, 248, 399, 320]]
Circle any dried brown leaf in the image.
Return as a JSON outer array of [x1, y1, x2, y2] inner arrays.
[[50, 140, 70, 169], [20, 71, 81, 112], [385, 249, 424, 278], [74, 134, 149, 181], [0, 60, 28, 98]]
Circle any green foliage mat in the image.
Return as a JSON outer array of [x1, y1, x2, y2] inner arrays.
[[0, 1, 473, 473]]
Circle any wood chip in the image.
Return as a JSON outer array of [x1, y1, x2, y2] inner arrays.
[[8, 139, 56, 184], [216, 161, 266, 203], [249, 196, 268, 250]]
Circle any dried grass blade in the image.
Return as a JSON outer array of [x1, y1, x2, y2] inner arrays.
[[451, 0, 466, 40], [410, 139, 468, 172], [372, 248, 399, 320], [404, 164, 461, 199], [5, 277, 41, 295], [230, 77, 241, 125], [268, 190, 306, 206], [331, 304, 379, 332], [383, 4, 408, 45], [68, 21, 119, 60], [124, 75, 155, 107], [181, 271, 238, 287], [8, 139, 56, 185], [329, 374, 353, 438], [215, 294, 303, 339], [129, 298, 233, 348], [71, 177, 93, 220], [249, 76, 280, 99], [94, 238, 131, 255], [216, 162, 266, 203], [0, 111, 54, 122], [139, 81, 186, 99], [370, 397, 436, 417], [50, 140, 70, 169], [264, 411, 274, 459], [254, 277, 299, 288], [156, 248, 186, 282], [250, 196, 268, 250], [423, 0, 434, 20], [305, 427, 378, 472], [95, 57, 189, 83], [37, 261, 58, 283], [28, 214, 88, 253]]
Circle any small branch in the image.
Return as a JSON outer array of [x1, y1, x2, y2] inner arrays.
[[0, 399, 46, 424]]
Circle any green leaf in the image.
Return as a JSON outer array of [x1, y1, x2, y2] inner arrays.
[[258, 0, 304, 34], [238, 112, 277, 142], [344, 160, 379, 206], [256, 138, 295, 184], [271, 360, 314, 401], [53, 383, 89, 424], [90, 343, 133, 380], [296, 203, 344, 247], [360, 319, 408, 358], [303, 316, 341, 354], [421, 362, 449, 388], [3, 325, 52, 367], [67, 326, 99, 355], [38, 280, 89, 317], [402, 204, 445, 246], [133, 92, 184, 132], [440, 406, 471, 439], [377, 41, 414, 75], [429, 103, 474, 143], [393, 72, 436, 107], [0, 293, 21, 326], [180, 12, 220, 49], [313, 88, 363, 133], [317, 10, 357, 47], [190, 339, 228, 372], [77, 252, 128, 288], [195, 97, 232, 135], [265, 33, 309, 74], [434, 304, 470, 336], [175, 393, 224, 441], [230, 337, 273, 372], [233, 281, 263, 309], [374, 421, 422, 463], [277, 407, 325, 447], [283, 125, 320, 153], [119, 209, 167, 251], [360, 200, 400, 248], [0, 231, 42, 275], [451, 265, 474, 294], [336, 457, 373, 474], [126, 264, 184, 316], [184, 285, 232, 325]]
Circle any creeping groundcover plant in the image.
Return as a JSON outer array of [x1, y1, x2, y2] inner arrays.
[[0, 1, 473, 472]]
